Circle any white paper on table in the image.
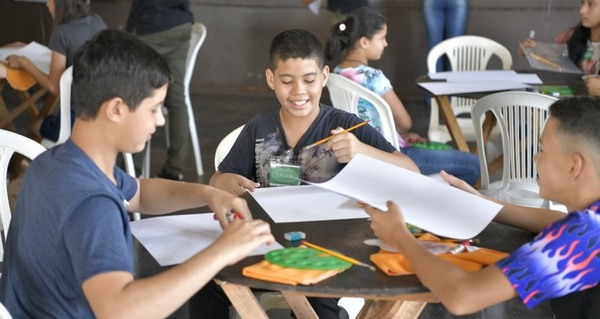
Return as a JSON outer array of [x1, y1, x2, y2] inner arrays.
[[131, 214, 283, 266], [427, 70, 542, 84], [0, 42, 52, 75], [250, 185, 367, 223], [307, 0, 322, 15], [307, 154, 503, 239], [418, 81, 530, 96]]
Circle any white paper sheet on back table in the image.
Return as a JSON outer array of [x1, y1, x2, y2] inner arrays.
[[131, 214, 283, 267], [260, 154, 501, 240]]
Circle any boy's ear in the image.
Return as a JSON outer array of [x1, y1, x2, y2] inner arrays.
[[321, 65, 330, 87], [569, 151, 585, 181], [104, 97, 126, 122], [266, 68, 275, 90]]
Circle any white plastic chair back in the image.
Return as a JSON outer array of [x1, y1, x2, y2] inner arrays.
[[326, 73, 399, 150], [472, 91, 557, 208], [41, 66, 73, 148], [0, 302, 12, 319], [214, 125, 244, 170], [184, 22, 207, 176], [0, 129, 46, 259], [427, 35, 513, 143]]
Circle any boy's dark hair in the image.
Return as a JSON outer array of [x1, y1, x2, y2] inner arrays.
[[550, 96, 600, 150], [54, 0, 89, 26], [269, 29, 324, 70], [325, 7, 386, 61], [72, 29, 171, 120]]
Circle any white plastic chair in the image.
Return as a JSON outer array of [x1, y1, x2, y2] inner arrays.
[[41, 66, 72, 148], [326, 73, 400, 150], [0, 129, 46, 260], [471, 91, 557, 208], [214, 125, 244, 170], [0, 302, 12, 319], [427, 35, 513, 144], [148, 22, 208, 177]]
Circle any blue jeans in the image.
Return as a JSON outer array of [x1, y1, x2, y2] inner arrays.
[[423, 0, 468, 72], [401, 146, 480, 186]]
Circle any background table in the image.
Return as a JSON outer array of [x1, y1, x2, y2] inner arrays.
[[417, 70, 586, 154]]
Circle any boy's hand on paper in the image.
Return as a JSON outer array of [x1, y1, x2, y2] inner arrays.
[[440, 170, 480, 196], [364, 201, 410, 250], [327, 127, 364, 163], [207, 188, 253, 229], [214, 173, 260, 196], [214, 219, 274, 265], [585, 77, 600, 96], [5, 55, 24, 69]]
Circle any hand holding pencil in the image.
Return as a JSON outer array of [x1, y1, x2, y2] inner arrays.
[[303, 120, 370, 150]]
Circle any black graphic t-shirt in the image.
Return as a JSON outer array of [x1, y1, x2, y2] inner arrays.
[[218, 104, 396, 186]]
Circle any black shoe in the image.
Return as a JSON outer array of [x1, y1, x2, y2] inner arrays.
[[156, 170, 184, 181]]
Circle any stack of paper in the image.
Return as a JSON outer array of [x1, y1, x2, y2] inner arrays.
[[419, 70, 541, 95]]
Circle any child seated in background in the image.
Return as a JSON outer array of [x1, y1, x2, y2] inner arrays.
[[207, 28, 418, 318], [325, 7, 481, 186], [366, 96, 600, 319]]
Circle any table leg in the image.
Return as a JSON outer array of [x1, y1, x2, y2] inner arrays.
[[0, 88, 47, 129], [357, 299, 427, 319], [434, 95, 470, 152], [280, 290, 318, 319], [216, 280, 269, 319]]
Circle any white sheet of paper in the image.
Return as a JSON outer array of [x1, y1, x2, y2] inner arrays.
[[307, 0, 322, 15], [131, 214, 283, 266], [427, 71, 542, 84], [307, 154, 503, 239], [250, 185, 367, 223], [418, 81, 530, 96], [0, 42, 52, 75]]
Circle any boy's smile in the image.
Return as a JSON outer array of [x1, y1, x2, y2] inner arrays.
[[266, 57, 329, 122]]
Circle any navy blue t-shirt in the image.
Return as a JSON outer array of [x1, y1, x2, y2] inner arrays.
[[0, 140, 137, 318]]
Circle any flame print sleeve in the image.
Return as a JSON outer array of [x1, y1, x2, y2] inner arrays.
[[496, 201, 600, 308]]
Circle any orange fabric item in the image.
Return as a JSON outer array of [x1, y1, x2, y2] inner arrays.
[[2, 62, 36, 91], [242, 260, 349, 286], [370, 233, 509, 276]]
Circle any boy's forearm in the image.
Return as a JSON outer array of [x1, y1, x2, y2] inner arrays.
[[494, 203, 566, 233], [136, 179, 212, 215]]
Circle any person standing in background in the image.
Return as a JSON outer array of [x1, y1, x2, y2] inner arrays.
[[126, 0, 193, 181], [423, 0, 468, 72]]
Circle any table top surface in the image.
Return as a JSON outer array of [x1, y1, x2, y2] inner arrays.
[[416, 69, 587, 97], [210, 192, 535, 298]]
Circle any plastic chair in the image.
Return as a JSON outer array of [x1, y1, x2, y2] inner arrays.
[[40, 66, 72, 148], [427, 35, 513, 144], [471, 91, 557, 208], [0, 129, 46, 260], [0, 302, 12, 319], [150, 22, 208, 177], [214, 125, 244, 170], [325, 73, 400, 150]]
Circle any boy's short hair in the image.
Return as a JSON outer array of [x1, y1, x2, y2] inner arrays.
[[269, 29, 325, 71], [72, 29, 171, 120], [550, 96, 600, 160]]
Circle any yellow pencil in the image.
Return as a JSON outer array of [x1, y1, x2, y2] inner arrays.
[[302, 241, 376, 271], [303, 120, 370, 150], [530, 52, 563, 70]]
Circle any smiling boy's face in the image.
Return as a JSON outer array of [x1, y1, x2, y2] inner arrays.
[[266, 57, 329, 123]]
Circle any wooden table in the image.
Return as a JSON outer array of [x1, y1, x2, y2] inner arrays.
[[212, 192, 537, 319], [417, 70, 586, 154], [0, 79, 58, 131]]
